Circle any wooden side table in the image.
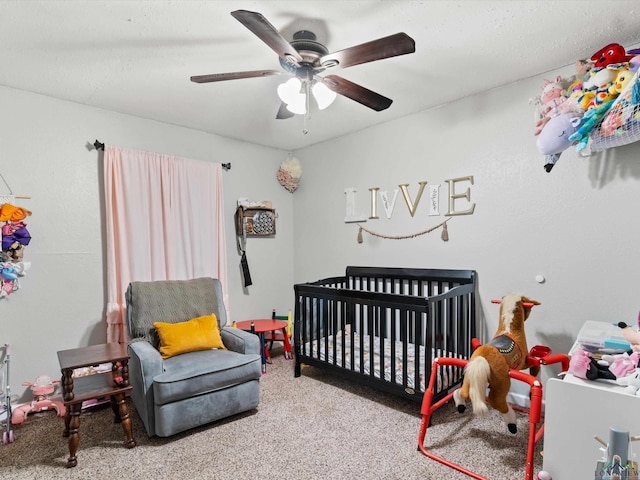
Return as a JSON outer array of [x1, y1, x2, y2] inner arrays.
[[57, 343, 136, 468]]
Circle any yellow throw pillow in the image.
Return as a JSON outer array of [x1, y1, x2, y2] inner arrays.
[[154, 313, 226, 359]]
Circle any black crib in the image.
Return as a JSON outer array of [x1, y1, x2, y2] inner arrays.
[[294, 266, 477, 402]]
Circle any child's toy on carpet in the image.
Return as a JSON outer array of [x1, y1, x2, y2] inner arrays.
[[11, 375, 65, 425], [453, 293, 540, 434]]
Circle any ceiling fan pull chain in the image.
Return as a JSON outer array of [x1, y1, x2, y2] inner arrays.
[[302, 81, 311, 135]]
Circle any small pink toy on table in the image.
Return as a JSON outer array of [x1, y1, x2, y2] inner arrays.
[[234, 319, 292, 373]]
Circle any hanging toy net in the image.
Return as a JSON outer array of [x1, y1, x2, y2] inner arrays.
[[589, 70, 640, 152]]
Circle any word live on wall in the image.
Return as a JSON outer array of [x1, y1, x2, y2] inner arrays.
[[344, 176, 475, 243]]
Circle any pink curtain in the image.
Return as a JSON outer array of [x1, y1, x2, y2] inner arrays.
[[104, 145, 228, 343]]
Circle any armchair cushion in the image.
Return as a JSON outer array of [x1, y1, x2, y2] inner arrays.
[[154, 314, 226, 359], [127, 277, 226, 349], [153, 348, 260, 405]]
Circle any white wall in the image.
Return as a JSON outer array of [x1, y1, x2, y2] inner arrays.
[[4, 61, 640, 402], [293, 67, 640, 390], [0, 86, 295, 400]]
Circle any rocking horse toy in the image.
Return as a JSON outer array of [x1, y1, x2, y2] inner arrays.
[[453, 293, 540, 434], [11, 375, 65, 425], [417, 294, 570, 480]]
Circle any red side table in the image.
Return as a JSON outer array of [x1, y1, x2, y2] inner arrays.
[[235, 319, 292, 373]]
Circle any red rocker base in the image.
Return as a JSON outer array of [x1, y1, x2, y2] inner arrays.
[[417, 342, 569, 480]]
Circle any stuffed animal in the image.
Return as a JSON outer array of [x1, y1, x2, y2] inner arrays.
[[617, 322, 640, 352], [537, 113, 581, 155], [536, 113, 582, 171], [583, 66, 618, 92], [591, 43, 634, 69], [534, 76, 568, 135], [453, 294, 540, 434], [568, 348, 617, 381], [540, 77, 566, 116], [562, 60, 593, 114], [537, 114, 581, 172], [608, 67, 635, 96], [580, 63, 628, 113], [568, 99, 616, 152], [600, 68, 638, 136], [628, 50, 640, 72], [616, 368, 640, 396]]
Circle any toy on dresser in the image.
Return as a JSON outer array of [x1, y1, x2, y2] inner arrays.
[[568, 319, 640, 396], [11, 375, 65, 425]]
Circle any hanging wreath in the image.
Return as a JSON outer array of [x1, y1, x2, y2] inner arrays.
[[277, 156, 302, 193]]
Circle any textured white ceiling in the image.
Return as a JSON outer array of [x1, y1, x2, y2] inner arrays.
[[1, 0, 640, 150]]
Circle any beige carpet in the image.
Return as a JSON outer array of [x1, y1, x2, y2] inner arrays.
[[0, 349, 542, 479]]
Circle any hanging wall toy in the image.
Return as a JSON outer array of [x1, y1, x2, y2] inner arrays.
[[0, 174, 32, 298]]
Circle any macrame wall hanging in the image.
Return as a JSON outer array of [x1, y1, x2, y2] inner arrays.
[[0, 173, 32, 298], [356, 218, 450, 244]]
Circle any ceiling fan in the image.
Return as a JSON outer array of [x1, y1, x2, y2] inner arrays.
[[190, 10, 416, 119]]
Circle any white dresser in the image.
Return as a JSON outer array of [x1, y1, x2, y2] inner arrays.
[[543, 373, 640, 479]]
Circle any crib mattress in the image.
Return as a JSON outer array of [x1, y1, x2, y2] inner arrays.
[[303, 333, 456, 393]]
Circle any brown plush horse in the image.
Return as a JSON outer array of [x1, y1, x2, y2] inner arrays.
[[453, 293, 540, 434]]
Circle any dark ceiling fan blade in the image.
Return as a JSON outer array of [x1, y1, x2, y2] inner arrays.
[[276, 102, 295, 119], [319, 32, 415, 69], [190, 70, 281, 83], [322, 75, 392, 111], [231, 10, 303, 66]]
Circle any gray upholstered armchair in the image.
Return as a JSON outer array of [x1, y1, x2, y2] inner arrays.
[[125, 277, 262, 437]]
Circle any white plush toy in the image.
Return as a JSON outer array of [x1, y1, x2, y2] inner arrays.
[[616, 368, 640, 396]]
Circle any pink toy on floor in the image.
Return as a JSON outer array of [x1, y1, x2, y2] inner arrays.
[[11, 375, 65, 425]]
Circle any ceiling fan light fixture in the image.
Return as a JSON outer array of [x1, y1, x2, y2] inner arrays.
[[311, 81, 337, 110], [286, 94, 307, 115], [278, 77, 307, 114], [277, 77, 302, 104]]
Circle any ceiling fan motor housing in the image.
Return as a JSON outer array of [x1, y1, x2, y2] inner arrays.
[[279, 30, 331, 78]]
